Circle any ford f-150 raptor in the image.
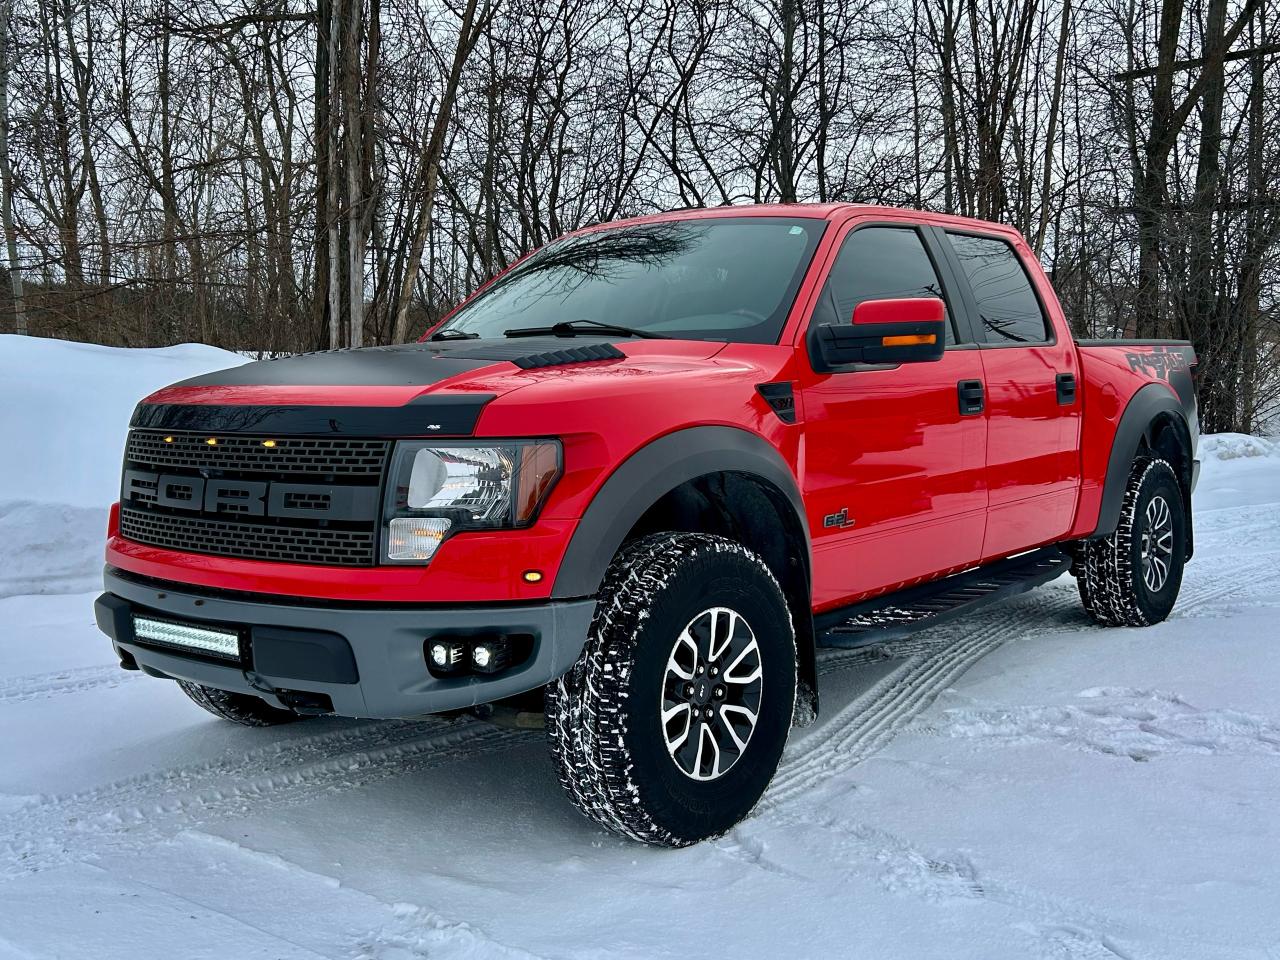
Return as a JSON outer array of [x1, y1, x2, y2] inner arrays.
[[96, 204, 1199, 846]]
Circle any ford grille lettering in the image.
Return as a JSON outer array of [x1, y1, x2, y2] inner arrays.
[[121, 468, 377, 522]]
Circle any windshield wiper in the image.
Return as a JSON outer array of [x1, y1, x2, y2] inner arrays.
[[503, 319, 662, 340], [429, 328, 480, 341]]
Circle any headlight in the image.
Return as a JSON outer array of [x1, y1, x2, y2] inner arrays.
[[382, 440, 561, 563]]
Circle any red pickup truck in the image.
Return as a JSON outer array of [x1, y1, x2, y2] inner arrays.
[[96, 204, 1199, 846]]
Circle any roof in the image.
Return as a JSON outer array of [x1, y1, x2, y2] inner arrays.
[[568, 202, 1024, 241]]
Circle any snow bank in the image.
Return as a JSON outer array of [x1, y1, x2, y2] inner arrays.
[[1198, 432, 1278, 460], [0, 336, 243, 597]]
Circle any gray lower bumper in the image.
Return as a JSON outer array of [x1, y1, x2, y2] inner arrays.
[[96, 568, 596, 719]]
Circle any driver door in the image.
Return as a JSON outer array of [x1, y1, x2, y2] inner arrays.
[[796, 222, 989, 612]]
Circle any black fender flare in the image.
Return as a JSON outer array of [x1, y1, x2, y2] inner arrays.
[[550, 425, 817, 720], [551, 425, 809, 599], [1092, 383, 1193, 540]]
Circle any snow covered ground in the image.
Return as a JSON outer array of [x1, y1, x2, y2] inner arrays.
[[2, 337, 1279, 959]]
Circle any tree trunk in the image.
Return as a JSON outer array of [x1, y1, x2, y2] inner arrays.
[[326, 0, 342, 349], [775, 0, 798, 204], [0, 0, 24, 334], [1187, 0, 1229, 430], [343, 0, 365, 348], [1034, 0, 1071, 254], [391, 0, 483, 344], [313, 0, 332, 349]]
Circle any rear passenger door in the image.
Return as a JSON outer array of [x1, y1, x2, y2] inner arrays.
[[798, 222, 989, 611], [940, 231, 1082, 561]]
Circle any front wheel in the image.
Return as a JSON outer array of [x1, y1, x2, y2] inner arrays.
[[1077, 457, 1186, 626], [545, 533, 796, 846]]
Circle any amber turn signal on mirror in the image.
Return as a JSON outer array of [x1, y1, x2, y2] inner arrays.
[[881, 333, 938, 347]]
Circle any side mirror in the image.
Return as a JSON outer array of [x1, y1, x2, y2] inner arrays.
[[809, 297, 947, 371]]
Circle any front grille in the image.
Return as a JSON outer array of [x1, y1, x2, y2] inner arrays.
[[119, 429, 387, 566], [126, 432, 388, 477], [119, 510, 377, 566]]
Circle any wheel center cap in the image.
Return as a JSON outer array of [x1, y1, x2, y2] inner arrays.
[[691, 678, 711, 704]]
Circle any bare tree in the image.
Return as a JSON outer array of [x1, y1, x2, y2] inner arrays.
[[1, 0, 1275, 429], [0, 0, 24, 334]]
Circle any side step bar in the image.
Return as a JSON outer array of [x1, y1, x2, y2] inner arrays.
[[815, 546, 1072, 649]]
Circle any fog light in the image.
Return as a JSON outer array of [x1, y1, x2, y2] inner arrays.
[[427, 638, 466, 674], [388, 517, 451, 561], [471, 637, 510, 674]]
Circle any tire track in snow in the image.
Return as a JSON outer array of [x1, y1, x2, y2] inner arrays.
[[1165, 554, 1276, 618], [0, 718, 528, 877], [0, 664, 140, 705], [767, 596, 1073, 811], [768, 554, 1275, 811], [745, 554, 1278, 959]]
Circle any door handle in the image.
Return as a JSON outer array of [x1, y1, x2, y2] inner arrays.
[[1056, 372, 1077, 406], [957, 379, 984, 415]]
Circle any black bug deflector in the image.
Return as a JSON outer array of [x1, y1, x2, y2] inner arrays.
[[131, 393, 495, 437]]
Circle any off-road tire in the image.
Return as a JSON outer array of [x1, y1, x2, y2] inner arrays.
[[1077, 457, 1186, 626], [545, 533, 797, 847], [177, 680, 302, 726]]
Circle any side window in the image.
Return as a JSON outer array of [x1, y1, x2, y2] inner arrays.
[[946, 233, 1050, 345], [811, 227, 956, 345]]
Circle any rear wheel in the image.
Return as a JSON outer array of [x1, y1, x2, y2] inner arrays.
[[1077, 457, 1186, 626], [545, 533, 796, 846], [177, 680, 302, 727]]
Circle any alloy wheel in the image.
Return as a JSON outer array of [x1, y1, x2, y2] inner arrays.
[[1141, 494, 1175, 593], [660, 607, 763, 781]]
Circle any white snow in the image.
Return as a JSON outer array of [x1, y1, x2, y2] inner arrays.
[[2, 338, 1279, 959], [1198, 432, 1279, 461], [0, 335, 244, 598]]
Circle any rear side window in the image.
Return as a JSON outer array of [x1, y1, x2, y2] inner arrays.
[[946, 233, 1050, 344], [810, 226, 955, 344]]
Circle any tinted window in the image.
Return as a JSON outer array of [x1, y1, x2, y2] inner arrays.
[[810, 227, 954, 344], [438, 217, 825, 344], [947, 233, 1049, 344]]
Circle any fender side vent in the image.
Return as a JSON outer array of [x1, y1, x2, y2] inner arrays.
[[511, 343, 626, 370], [757, 382, 797, 424]]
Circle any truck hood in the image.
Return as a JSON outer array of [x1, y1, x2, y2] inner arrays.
[[134, 337, 729, 436]]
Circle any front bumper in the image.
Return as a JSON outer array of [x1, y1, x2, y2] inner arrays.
[[96, 567, 596, 719]]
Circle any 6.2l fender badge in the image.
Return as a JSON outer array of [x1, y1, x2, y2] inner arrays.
[[823, 507, 856, 529]]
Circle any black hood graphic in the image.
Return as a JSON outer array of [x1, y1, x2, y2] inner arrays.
[[174, 340, 497, 389], [132, 337, 629, 436], [172, 336, 628, 389]]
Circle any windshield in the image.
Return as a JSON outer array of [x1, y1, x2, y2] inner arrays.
[[436, 216, 826, 344]]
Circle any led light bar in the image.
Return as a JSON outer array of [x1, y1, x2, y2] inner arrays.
[[133, 615, 241, 661]]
